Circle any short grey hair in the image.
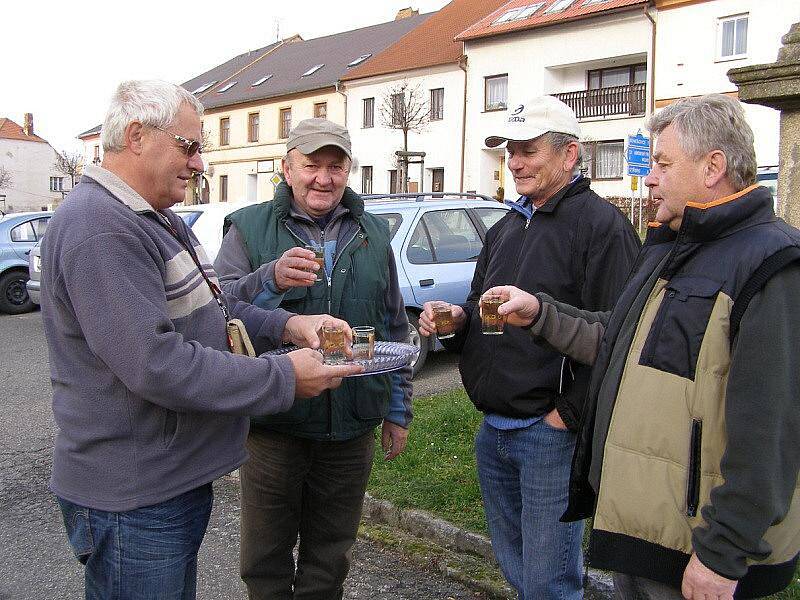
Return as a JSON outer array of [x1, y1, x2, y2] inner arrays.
[[542, 132, 584, 176], [101, 80, 204, 152], [646, 94, 756, 191]]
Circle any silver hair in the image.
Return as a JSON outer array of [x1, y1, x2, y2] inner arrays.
[[542, 132, 584, 176], [646, 94, 756, 191], [101, 80, 204, 152]]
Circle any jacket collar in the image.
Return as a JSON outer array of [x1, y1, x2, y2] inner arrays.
[[82, 165, 156, 215], [272, 181, 364, 222], [678, 185, 774, 243]]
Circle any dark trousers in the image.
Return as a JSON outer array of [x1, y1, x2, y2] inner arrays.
[[240, 429, 375, 600]]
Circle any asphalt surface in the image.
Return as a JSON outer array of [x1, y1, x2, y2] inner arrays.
[[0, 310, 474, 600]]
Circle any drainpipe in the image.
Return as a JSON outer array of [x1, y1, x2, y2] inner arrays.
[[335, 81, 348, 127], [458, 55, 468, 193], [644, 4, 656, 116]]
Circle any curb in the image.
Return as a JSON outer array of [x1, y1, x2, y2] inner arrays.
[[362, 493, 614, 598]]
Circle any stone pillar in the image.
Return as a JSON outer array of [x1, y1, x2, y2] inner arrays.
[[728, 23, 800, 226]]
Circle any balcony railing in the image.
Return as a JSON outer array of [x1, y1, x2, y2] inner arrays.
[[553, 83, 646, 119]]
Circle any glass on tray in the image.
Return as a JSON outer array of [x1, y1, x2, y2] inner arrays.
[[352, 326, 375, 360]]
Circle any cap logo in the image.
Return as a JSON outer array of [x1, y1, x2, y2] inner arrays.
[[508, 104, 526, 123]]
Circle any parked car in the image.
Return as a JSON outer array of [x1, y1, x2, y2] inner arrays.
[[0, 211, 52, 314], [757, 165, 779, 212], [173, 201, 258, 262], [362, 193, 508, 375]]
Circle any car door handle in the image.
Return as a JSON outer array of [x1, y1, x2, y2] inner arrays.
[[25, 250, 31, 256], [419, 279, 434, 287]]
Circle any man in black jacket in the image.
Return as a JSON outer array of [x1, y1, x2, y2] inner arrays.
[[420, 95, 640, 599]]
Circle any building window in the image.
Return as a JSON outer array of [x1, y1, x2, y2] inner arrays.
[[717, 14, 748, 60], [363, 98, 375, 128], [389, 169, 399, 193], [279, 108, 292, 139], [485, 75, 508, 111], [219, 117, 230, 146], [586, 140, 624, 180], [361, 166, 373, 194], [430, 88, 444, 121], [248, 113, 259, 142], [93, 145, 100, 165], [49, 177, 64, 192], [314, 102, 328, 119], [588, 63, 646, 89], [219, 175, 228, 202], [391, 92, 405, 126]]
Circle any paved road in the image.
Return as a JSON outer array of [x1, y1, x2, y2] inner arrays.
[[0, 310, 472, 600]]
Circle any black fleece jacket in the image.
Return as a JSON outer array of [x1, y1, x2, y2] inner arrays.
[[441, 177, 640, 429]]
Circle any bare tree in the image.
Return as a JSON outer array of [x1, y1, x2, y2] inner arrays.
[[0, 165, 12, 190], [378, 81, 430, 192], [53, 150, 83, 188]]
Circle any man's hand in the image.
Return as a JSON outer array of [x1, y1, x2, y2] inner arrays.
[[419, 301, 467, 337], [274, 247, 319, 291], [681, 553, 737, 600], [482, 286, 541, 328], [544, 408, 568, 430], [286, 348, 363, 398], [381, 420, 409, 460], [283, 314, 353, 351]]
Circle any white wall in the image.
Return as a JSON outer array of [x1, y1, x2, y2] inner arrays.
[[0, 139, 64, 212], [345, 64, 466, 195], [463, 10, 653, 200], [655, 0, 800, 167]]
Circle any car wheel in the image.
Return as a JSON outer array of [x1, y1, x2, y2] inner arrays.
[[0, 270, 34, 314], [406, 310, 429, 379]]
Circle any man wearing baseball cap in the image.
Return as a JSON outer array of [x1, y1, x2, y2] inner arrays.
[[215, 118, 413, 598], [419, 96, 640, 599]]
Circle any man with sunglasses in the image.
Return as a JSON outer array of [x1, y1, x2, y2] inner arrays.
[[40, 80, 362, 599]]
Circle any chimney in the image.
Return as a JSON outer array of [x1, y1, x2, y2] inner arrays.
[[395, 7, 418, 20], [23, 113, 34, 136]]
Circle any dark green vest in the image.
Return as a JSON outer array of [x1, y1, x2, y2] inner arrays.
[[225, 183, 393, 440]]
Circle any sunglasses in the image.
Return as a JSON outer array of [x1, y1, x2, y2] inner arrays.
[[152, 125, 202, 157]]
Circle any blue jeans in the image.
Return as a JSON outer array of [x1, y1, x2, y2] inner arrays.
[[475, 419, 584, 600], [57, 484, 213, 600]]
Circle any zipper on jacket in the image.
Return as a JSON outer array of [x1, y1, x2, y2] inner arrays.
[[686, 418, 703, 517], [643, 286, 675, 364], [328, 226, 361, 314]]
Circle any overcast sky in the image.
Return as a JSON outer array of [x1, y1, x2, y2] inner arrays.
[[3, 0, 451, 154]]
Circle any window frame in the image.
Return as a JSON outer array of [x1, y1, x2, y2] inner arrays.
[[219, 175, 228, 202], [484, 74, 508, 112], [219, 117, 230, 146], [586, 139, 625, 181], [248, 112, 260, 143], [361, 165, 373, 194], [279, 108, 292, 139], [430, 88, 444, 121], [716, 13, 748, 61], [313, 102, 328, 119], [362, 97, 375, 128], [587, 63, 646, 90], [49, 176, 64, 192]]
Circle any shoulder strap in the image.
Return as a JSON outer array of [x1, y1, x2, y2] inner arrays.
[[729, 246, 800, 346]]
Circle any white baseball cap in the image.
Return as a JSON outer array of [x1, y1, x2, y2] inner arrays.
[[485, 96, 580, 148]]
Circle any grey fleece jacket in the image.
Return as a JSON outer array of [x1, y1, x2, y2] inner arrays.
[[41, 165, 297, 512]]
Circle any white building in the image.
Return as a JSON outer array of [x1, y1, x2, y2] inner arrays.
[[654, 0, 800, 169], [341, 0, 509, 196], [457, 0, 654, 202], [0, 114, 66, 213]]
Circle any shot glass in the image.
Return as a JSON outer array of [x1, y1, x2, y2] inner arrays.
[[321, 322, 346, 364], [352, 326, 375, 361], [304, 244, 325, 282], [431, 302, 455, 339], [481, 295, 506, 335]]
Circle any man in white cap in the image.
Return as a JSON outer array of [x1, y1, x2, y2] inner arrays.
[[214, 118, 412, 599], [419, 96, 640, 599]]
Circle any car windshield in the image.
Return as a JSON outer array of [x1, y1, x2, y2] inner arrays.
[[178, 211, 203, 227]]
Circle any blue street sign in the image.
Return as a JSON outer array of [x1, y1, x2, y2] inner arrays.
[[627, 134, 650, 176]]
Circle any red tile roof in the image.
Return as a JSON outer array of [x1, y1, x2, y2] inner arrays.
[[341, 0, 509, 81], [456, 0, 648, 42], [0, 118, 47, 143]]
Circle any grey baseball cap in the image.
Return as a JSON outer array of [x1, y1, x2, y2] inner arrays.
[[286, 118, 352, 160]]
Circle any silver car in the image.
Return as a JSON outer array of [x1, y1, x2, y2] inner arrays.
[[0, 211, 51, 314]]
